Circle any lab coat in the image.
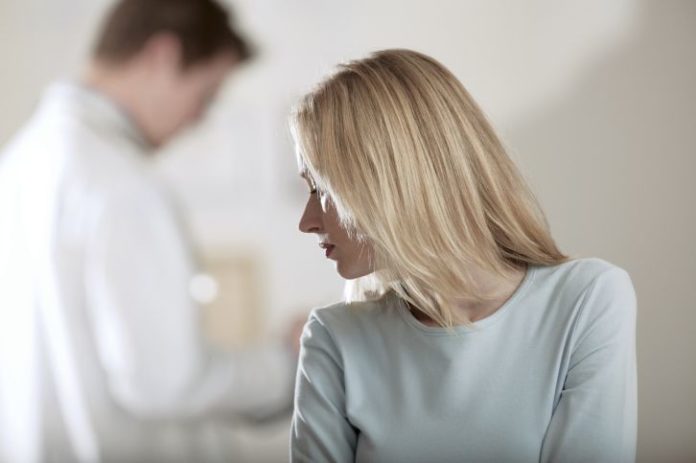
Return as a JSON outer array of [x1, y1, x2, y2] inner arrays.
[[0, 83, 293, 463]]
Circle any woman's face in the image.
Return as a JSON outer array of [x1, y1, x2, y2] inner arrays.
[[298, 173, 374, 279]]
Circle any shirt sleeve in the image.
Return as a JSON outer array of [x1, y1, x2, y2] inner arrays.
[[291, 313, 357, 462], [85, 187, 293, 420], [540, 267, 638, 463]]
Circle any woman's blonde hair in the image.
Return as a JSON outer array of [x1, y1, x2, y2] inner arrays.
[[291, 49, 569, 327]]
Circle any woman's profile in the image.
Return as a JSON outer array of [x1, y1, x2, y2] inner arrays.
[[290, 49, 636, 463]]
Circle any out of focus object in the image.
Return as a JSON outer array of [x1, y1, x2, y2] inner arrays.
[[198, 249, 266, 349]]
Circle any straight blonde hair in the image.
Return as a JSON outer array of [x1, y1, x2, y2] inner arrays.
[[291, 49, 569, 327]]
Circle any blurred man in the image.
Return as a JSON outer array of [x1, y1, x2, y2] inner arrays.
[[0, 1, 296, 462]]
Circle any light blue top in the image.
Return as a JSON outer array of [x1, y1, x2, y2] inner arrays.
[[291, 258, 637, 462]]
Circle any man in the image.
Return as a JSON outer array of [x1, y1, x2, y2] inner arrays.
[[0, 1, 295, 462]]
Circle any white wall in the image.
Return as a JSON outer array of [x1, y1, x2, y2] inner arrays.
[[1, 1, 694, 461]]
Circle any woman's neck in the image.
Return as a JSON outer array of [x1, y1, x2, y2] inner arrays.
[[410, 264, 528, 326]]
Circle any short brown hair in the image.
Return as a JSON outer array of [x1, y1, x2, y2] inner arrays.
[[93, 0, 252, 68]]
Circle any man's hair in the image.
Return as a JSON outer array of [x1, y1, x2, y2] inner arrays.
[[93, 0, 252, 68]]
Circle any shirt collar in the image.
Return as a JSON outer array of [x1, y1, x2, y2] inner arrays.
[[42, 81, 152, 151]]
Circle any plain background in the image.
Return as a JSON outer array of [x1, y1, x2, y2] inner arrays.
[[0, 1, 694, 461]]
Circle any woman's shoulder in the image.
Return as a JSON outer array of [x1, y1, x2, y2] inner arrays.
[[533, 257, 636, 321], [309, 296, 391, 327], [536, 257, 631, 292], [304, 296, 398, 346]]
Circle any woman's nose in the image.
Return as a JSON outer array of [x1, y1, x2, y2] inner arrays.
[[299, 197, 322, 234]]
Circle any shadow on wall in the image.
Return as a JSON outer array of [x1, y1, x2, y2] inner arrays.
[[505, 1, 696, 461]]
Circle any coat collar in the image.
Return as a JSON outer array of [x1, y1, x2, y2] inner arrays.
[[42, 81, 151, 152]]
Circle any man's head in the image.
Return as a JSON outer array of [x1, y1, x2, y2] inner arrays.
[[87, 0, 252, 147]]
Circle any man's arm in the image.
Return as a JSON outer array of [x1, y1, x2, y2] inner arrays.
[[85, 188, 293, 419]]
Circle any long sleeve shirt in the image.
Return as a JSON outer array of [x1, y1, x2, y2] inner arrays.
[[291, 258, 637, 462]]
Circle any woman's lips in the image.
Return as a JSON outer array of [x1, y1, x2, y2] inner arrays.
[[320, 243, 335, 258]]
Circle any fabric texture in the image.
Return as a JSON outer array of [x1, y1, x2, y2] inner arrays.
[[291, 258, 637, 463]]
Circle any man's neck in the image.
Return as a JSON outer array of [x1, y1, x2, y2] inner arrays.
[[82, 61, 156, 148]]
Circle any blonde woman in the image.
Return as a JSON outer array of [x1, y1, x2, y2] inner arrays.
[[290, 49, 637, 463]]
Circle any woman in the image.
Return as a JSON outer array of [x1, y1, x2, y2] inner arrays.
[[290, 49, 636, 463]]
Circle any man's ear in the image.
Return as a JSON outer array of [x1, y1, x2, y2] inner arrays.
[[139, 33, 183, 73]]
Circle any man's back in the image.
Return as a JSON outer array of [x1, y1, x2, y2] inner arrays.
[[0, 2, 297, 459], [0, 83, 254, 463]]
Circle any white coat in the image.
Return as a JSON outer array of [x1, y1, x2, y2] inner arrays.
[[0, 83, 294, 463]]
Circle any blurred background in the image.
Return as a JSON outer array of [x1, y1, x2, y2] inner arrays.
[[1, 0, 694, 461]]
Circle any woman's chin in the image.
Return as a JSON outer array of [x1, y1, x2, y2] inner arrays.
[[336, 262, 372, 280]]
